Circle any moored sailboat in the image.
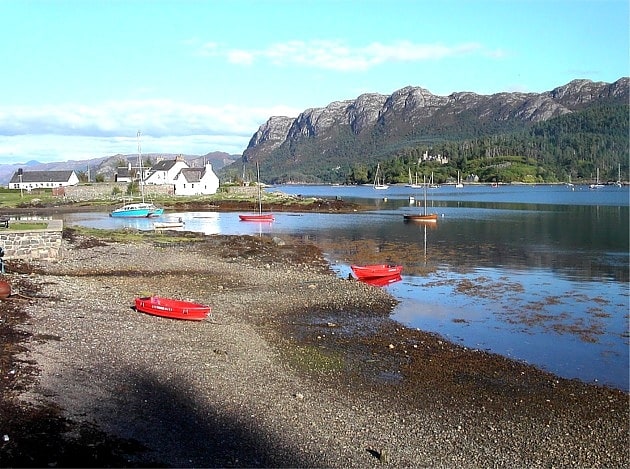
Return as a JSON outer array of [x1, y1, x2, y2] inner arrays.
[[239, 162, 275, 222], [110, 131, 164, 218], [373, 163, 389, 190], [404, 175, 438, 222]]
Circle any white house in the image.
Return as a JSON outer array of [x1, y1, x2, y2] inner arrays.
[[173, 164, 220, 196], [144, 156, 189, 185], [8, 170, 80, 190]]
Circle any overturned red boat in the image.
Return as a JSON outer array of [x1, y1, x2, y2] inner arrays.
[[350, 264, 403, 280], [134, 296, 211, 321]]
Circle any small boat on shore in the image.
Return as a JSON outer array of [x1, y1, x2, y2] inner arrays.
[[351, 264, 403, 279], [134, 296, 211, 321]]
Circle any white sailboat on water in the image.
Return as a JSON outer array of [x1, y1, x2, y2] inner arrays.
[[373, 163, 389, 190], [406, 168, 422, 188], [455, 170, 464, 188], [590, 168, 605, 189]]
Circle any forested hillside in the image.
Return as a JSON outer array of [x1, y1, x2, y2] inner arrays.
[[360, 104, 629, 185]]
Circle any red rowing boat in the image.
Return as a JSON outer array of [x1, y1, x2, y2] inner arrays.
[[238, 213, 275, 222], [134, 296, 211, 321], [350, 264, 403, 280]]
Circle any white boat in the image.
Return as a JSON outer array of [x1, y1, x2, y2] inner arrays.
[[373, 163, 389, 190], [154, 218, 185, 230], [429, 171, 439, 189], [590, 168, 605, 189], [455, 170, 464, 188], [110, 131, 164, 218], [406, 168, 422, 188]]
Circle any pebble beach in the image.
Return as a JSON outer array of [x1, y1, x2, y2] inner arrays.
[[0, 230, 628, 467]]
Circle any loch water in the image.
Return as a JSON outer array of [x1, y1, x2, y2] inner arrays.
[[60, 183, 630, 391]]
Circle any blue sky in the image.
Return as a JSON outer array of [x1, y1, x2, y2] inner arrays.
[[0, 0, 627, 164]]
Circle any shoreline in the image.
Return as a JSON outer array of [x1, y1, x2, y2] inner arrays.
[[0, 231, 628, 467]]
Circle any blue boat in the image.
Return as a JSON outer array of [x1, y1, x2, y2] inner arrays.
[[110, 130, 164, 218], [110, 202, 163, 218]]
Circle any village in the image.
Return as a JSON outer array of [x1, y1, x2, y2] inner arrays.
[[5, 155, 220, 198]]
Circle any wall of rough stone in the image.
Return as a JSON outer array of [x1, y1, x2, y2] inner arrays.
[[0, 220, 63, 261], [58, 183, 174, 201]]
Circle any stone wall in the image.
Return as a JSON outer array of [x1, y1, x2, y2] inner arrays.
[[58, 183, 174, 201], [0, 220, 63, 261]]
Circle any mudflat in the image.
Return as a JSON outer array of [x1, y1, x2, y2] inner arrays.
[[0, 230, 627, 467]]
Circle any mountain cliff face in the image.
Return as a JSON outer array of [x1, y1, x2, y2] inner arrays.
[[241, 78, 629, 179]]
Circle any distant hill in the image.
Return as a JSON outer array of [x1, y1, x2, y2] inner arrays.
[[220, 77, 629, 184], [0, 152, 241, 186]]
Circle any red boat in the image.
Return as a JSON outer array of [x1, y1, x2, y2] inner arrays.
[[350, 264, 403, 279], [134, 296, 211, 321], [238, 213, 275, 222]]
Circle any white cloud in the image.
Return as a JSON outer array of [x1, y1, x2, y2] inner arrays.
[[0, 100, 302, 163], [204, 39, 494, 71]]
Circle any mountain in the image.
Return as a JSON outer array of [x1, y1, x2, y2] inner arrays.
[[227, 78, 629, 183], [0, 152, 240, 186]]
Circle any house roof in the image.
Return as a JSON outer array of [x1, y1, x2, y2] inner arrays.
[[177, 168, 204, 183], [9, 170, 76, 184], [151, 160, 180, 171], [116, 167, 133, 178]]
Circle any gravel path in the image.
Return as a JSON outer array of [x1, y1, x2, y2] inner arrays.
[[5, 232, 629, 467]]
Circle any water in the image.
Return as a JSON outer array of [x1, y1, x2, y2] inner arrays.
[[60, 184, 630, 391]]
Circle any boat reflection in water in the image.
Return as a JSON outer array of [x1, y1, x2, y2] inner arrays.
[[359, 274, 402, 287]]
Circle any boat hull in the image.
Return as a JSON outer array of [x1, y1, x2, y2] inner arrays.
[[134, 296, 211, 321], [111, 203, 164, 218], [239, 214, 275, 222], [351, 264, 403, 279], [403, 214, 438, 222]]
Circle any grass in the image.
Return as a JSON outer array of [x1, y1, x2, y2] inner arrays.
[[5, 222, 48, 230], [64, 226, 205, 244]]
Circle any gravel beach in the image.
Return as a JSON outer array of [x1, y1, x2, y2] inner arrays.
[[0, 229, 628, 467]]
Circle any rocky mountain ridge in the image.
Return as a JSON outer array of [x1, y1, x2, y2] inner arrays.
[[239, 78, 628, 181]]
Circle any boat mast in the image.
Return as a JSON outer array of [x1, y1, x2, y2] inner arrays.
[[137, 130, 145, 203], [257, 162, 262, 214], [423, 174, 428, 215]]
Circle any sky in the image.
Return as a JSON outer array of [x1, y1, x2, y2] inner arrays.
[[0, 0, 628, 165]]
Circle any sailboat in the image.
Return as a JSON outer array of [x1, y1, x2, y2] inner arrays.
[[403, 175, 438, 222], [429, 171, 439, 189], [615, 164, 622, 187], [239, 163, 275, 222], [373, 163, 389, 190], [406, 168, 422, 188], [589, 168, 605, 189], [455, 170, 464, 188], [110, 131, 164, 218]]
